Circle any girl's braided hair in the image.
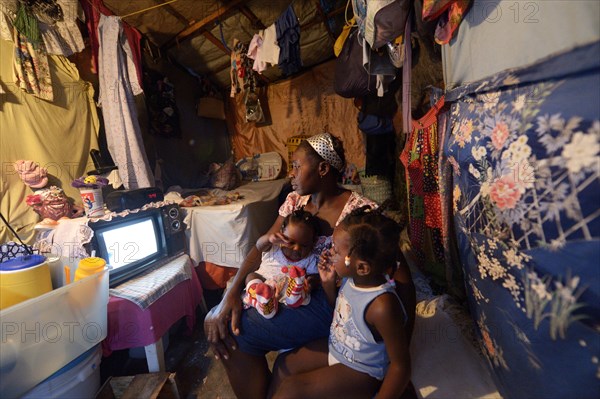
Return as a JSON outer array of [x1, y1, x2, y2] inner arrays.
[[339, 204, 401, 275], [282, 207, 320, 238]]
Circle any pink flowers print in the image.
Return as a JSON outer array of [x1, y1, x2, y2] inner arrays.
[[491, 121, 510, 150], [489, 175, 522, 210], [454, 119, 474, 148]]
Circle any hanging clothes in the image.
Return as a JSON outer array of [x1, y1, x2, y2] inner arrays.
[[276, 5, 302, 77], [230, 39, 256, 98], [432, 88, 465, 300], [10, 3, 54, 101], [80, 0, 143, 87], [0, 0, 85, 57], [259, 24, 281, 66], [421, 0, 472, 44], [400, 96, 446, 288], [97, 15, 153, 189], [13, 27, 53, 101], [230, 38, 243, 97], [247, 33, 267, 73], [143, 70, 181, 138], [38, 0, 85, 57]]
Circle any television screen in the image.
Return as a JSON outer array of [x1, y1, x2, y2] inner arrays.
[[87, 204, 186, 287], [99, 218, 159, 269]]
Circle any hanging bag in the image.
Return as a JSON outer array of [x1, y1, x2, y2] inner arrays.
[[334, 29, 376, 98], [245, 91, 264, 123], [360, 0, 411, 49], [357, 112, 395, 135]]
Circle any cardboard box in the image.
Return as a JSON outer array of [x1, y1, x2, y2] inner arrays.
[[197, 97, 225, 120]]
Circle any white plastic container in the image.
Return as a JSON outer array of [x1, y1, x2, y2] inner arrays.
[[21, 345, 102, 399], [0, 268, 108, 398]]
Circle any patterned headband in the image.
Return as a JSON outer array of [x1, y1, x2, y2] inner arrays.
[[306, 133, 344, 172]]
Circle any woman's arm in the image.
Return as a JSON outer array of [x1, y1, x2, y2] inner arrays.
[[365, 293, 411, 399], [204, 215, 285, 360], [256, 234, 272, 253]]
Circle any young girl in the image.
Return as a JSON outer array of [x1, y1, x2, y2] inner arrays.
[[243, 209, 321, 318], [269, 207, 413, 399]]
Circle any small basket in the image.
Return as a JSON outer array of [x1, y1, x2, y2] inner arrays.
[[286, 134, 310, 172], [360, 175, 392, 204]]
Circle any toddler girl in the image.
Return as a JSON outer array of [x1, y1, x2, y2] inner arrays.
[[243, 209, 321, 318], [270, 206, 413, 398]]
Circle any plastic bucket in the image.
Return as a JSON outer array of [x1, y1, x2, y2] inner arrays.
[[0, 254, 52, 310], [21, 345, 102, 399]]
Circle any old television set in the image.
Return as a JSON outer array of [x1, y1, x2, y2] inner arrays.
[[86, 204, 186, 287]]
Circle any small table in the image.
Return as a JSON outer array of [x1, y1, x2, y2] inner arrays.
[[182, 179, 288, 268], [101, 254, 205, 372]]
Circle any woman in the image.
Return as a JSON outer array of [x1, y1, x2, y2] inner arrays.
[[204, 133, 413, 398]]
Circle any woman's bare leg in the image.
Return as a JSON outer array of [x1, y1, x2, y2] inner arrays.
[[269, 338, 329, 397], [222, 349, 270, 399], [272, 363, 380, 399]]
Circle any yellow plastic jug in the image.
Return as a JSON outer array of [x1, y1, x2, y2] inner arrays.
[[74, 257, 106, 282], [0, 254, 52, 310]]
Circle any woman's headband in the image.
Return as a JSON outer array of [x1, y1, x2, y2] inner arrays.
[[306, 133, 344, 172]]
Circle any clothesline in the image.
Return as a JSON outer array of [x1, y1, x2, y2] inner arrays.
[[121, 0, 180, 18]]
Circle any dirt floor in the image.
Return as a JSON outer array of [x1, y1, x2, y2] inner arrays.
[[99, 289, 237, 398]]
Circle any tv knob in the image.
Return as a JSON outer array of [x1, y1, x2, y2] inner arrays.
[[171, 220, 181, 232], [168, 207, 179, 219]]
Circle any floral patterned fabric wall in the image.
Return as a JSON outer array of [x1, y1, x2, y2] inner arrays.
[[444, 41, 599, 398]]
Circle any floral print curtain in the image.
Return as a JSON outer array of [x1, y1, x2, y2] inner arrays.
[[443, 41, 599, 398]]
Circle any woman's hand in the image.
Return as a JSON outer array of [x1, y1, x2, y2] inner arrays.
[[203, 291, 242, 360]]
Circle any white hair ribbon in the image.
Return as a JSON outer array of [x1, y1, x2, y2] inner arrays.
[[306, 133, 344, 172]]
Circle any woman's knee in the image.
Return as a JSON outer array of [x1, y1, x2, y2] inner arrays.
[[271, 376, 308, 399]]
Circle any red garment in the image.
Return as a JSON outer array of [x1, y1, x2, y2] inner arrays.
[[80, 0, 143, 89], [400, 96, 446, 282], [421, 0, 472, 45]]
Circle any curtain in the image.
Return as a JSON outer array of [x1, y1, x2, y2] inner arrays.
[[0, 38, 99, 243], [443, 41, 600, 399]]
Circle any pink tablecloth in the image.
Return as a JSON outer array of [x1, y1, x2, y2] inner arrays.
[[101, 255, 203, 356]]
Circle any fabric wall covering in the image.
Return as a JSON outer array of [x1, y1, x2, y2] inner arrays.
[[0, 38, 99, 244], [442, 0, 600, 89], [228, 60, 365, 170], [444, 42, 599, 398]]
